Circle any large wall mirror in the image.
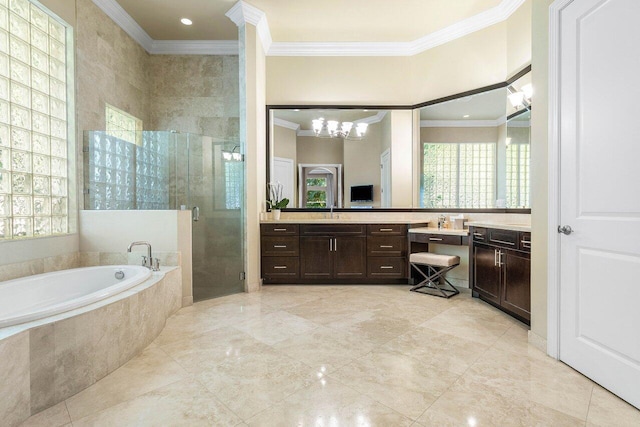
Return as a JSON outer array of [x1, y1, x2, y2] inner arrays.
[[267, 66, 531, 211]]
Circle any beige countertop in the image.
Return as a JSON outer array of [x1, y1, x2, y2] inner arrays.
[[466, 221, 531, 232], [260, 219, 429, 224], [408, 227, 469, 236]]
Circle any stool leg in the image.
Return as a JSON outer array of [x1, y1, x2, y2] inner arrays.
[[409, 263, 460, 298]]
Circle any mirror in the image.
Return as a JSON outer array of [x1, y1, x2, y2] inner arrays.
[[417, 70, 531, 209], [270, 109, 412, 208], [267, 67, 531, 211]]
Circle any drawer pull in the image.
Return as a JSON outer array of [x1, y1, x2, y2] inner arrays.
[[379, 245, 394, 248], [379, 228, 393, 232], [490, 238, 516, 246], [473, 233, 484, 238], [380, 266, 394, 269], [429, 238, 443, 241], [273, 245, 287, 248], [521, 240, 531, 248], [273, 228, 287, 231], [273, 266, 287, 269]]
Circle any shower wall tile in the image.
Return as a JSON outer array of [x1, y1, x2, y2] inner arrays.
[[0, 258, 45, 282], [44, 253, 81, 273]]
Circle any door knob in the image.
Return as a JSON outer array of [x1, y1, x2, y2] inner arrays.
[[557, 225, 573, 235]]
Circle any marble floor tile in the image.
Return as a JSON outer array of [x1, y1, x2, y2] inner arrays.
[[196, 346, 317, 420], [284, 297, 366, 325], [419, 307, 515, 345], [72, 378, 243, 427], [587, 385, 640, 427], [382, 326, 490, 375], [324, 309, 420, 346], [246, 378, 413, 427], [232, 309, 320, 345], [461, 346, 594, 420], [417, 378, 585, 427], [158, 326, 271, 374], [65, 346, 189, 421], [331, 349, 459, 420], [273, 325, 377, 373], [19, 401, 70, 427]]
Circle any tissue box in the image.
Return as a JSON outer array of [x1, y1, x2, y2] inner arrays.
[[452, 218, 467, 230]]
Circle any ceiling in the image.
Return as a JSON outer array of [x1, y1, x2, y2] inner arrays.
[[420, 88, 507, 121], [274, 109, 382, 131], [115, 0, 504, 42]]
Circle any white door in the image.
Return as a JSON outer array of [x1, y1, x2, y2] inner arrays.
[[380, 149, 391, 208], [556, 0, 640, 408], [272, 157, 294, 206]]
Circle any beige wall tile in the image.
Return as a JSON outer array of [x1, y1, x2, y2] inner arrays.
[[0, 331, 31, 427]]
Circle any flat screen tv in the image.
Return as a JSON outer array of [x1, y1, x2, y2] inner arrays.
[[350, 185, 374, 202]]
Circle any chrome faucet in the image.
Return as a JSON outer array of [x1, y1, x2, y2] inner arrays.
[[330, 204, 334, 219], [127, 241, 160, 271]]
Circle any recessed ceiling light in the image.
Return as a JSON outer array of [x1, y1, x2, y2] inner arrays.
[[463, 114, 470, 118], [181, 18, 193, 26]]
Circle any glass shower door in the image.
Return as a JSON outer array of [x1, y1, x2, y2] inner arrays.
[[185, 134, 245, 301]]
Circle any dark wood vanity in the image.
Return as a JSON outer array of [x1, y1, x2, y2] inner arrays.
[[469, 226, 531, 324], [261, 222, 425, 284]]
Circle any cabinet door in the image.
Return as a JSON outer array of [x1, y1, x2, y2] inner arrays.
[[473, 245, 501, 305], [334, 236, 367, 278], [501, 250, 531, 321], [300, 236, 333, 279]]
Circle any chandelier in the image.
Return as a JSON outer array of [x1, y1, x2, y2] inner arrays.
[[311, 118, 368, 140]]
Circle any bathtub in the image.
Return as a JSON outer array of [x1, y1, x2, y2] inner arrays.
[[0, 265, 151, 328]]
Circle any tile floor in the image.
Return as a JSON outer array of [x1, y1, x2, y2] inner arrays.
[[21, 285, 640, 426]]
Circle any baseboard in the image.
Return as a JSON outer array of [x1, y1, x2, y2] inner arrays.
[[182, 296, 193, 307], [528, 330, 547, 353]]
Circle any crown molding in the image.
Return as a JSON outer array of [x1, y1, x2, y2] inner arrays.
[[226, 1, 272, 52], [355, 111, 388, 125], [150, 40, 239, 55], [268, 0, 526, 57], [421, 116, 507, 128], [92, 0, 153, 52], [273, 118, 300, 131], [297, 130, 316, 137]]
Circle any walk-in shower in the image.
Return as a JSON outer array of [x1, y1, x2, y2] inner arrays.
[[83, 130, 245, 301]]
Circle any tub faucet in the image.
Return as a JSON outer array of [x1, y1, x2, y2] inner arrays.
[[127, 241, 159, 271]]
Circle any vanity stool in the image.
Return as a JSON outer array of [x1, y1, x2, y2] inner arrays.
[[409, 252, 460, 298]]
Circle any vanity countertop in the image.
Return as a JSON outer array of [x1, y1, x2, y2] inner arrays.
[[408, 227, 469, 236], [466, 221, 531, 232], [260, 219, 429, 225]]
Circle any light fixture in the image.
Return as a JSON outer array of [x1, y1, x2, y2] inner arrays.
[[181, 18, 193, 26], [463, 114, 470, 118], [311, 118, 368, 140], [222, 145, 242, 161], [506, 137, 512, 145], [508, 83, 533, 110]]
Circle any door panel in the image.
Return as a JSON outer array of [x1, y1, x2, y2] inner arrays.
[[473, 245, 501, 305], [300, 236, 333, 278], [334, 236, 366, 278], [558, 0, 640, 408]]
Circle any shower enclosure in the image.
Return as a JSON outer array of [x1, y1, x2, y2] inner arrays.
[[83, 131, 245, 301]]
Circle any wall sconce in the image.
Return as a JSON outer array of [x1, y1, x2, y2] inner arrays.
[[508, 83, 533, 110]]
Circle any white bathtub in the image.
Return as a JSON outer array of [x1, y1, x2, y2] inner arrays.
[[0, 265, 151, 328]]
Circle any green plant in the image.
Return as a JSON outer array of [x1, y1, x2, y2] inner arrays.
[[267, 182, 289, 210]]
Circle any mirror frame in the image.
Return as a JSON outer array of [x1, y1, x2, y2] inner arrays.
[[266, 65, 532, 214]]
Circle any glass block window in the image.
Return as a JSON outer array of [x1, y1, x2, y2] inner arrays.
[[224, 160, 242, 210], [0, 0, 69, 239], [506, 143, 530, 208], [421, 143, 495, 208], [106, 104, 142, 146]]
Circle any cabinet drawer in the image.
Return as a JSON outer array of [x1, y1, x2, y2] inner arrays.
[[262, 257, 299, 278], [367, 236, 407, 256], [367, 224, 406, 236], [519, 232, 531, 252], [471, 227, 487, 242], [367, 257, 407, 278], [261, 236, 299, 256], [261, 224, 299, 235], [301, 224, 365, 235], [487, 228, 518, 248], [411, 233, 462, 245]]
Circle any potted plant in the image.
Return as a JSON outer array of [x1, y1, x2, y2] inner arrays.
[[267, 182, 289, 220]]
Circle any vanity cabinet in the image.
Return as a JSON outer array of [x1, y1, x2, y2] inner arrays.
[[261, 222, 421, 284], [470, 226, 531, 324]]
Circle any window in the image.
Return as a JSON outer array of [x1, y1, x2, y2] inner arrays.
[[506, 143, 530, 208], [106, 104, 142, 146], [0, 0, 70, 239], [224, 160, 242, 209], [305, 177, 328, 208], [421, 143, 496, 208]]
